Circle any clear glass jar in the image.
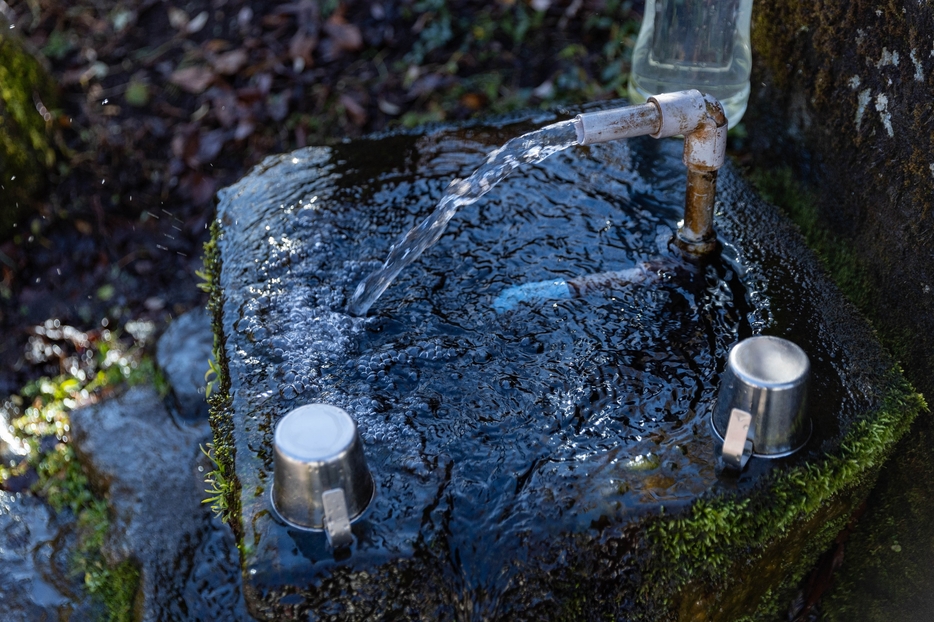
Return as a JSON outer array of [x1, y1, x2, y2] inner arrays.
[[627, 0, 753, 129]]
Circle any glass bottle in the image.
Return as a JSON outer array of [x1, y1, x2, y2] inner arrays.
[[627, 0, 753, 129]]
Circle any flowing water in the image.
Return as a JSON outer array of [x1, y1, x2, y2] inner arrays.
[[347, 120, 579, 316]]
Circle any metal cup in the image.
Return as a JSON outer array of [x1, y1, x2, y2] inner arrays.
[[271, 404, 374, 547], [712, 336, 811, 470]]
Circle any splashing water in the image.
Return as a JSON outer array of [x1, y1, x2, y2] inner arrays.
[[347, 119, 579, 316]]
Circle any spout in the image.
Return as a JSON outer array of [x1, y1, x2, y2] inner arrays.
[[573, 90, 728, 255]]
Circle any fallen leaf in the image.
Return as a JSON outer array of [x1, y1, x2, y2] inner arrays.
[[111, 9, 136, 31], [168, 7, 189, 31], [234, 120, 255, 141], [460, 92, 485, 111], [340, 94, 367, 126], [378, 98, 401, 115], [61, 68, 86, 86], [186, 11, 209, 34], [267, 93, 289, 122], [289, 33, 317, 72], [125, 80, 150, 107], [78, 61, 109, 86], [196, 129, 227, 164], [204, 39, 232, 53], [408, 73, 447, 98], [209, 88, 241, 127], [144, 297, 166, 311], [171, 127, 199, 166], [211, 49, 248, 75], [236, 87, 264, 103], [262, 13, 289, 28], [237, 7, 253, 30], [169, 66, 216, 94], [532, 79, 554, 99], [182, 172, 217, 205], [324, 16, 362, 53], [168, 157, 186, 177], [255, 73, 273, 95]]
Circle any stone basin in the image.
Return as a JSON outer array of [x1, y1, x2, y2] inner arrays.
[[207, 108, 922, 620]]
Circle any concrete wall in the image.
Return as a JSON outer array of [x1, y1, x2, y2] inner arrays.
[[745, 0, 934, 397], [745, 2, 934, 617]]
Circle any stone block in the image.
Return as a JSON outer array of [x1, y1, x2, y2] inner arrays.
[[210, 114, 922, 620]]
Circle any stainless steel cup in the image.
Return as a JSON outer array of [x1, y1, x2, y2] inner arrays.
[[712, 336, 811, 470], [271, 404, 374, 547]]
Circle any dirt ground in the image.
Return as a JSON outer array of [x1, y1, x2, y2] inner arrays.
[[0, 0, 639, 395]]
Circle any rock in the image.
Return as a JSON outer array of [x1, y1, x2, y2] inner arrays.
[[819, 406, 934, 621], [0, 491, 102, 621], [211, 116, 920, 620], [0, 27, 58, 239], [156, 307, 214, 420], [70, 384, 253, 621]]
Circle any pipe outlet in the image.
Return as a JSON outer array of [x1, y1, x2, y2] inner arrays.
[[573, 90, 729, 256]]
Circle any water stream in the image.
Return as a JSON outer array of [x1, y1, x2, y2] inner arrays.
[[347, 120, 579, 316]]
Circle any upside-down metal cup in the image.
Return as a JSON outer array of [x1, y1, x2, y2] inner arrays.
[[271, 404, 374, 547], [712, 336, 811, 470]]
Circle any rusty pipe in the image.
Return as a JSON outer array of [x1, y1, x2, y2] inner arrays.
[[573, 90, 728, 256]]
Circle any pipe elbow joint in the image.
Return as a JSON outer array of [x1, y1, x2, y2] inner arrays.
[[683, 94, 728, 172], [648, 90, 728, 172]]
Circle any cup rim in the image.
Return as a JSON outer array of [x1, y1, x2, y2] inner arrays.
[[729, 335, 810, 390]]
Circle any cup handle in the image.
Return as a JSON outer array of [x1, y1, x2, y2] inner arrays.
[[322, 488, 353, 548], [721, 408, 755, 471]]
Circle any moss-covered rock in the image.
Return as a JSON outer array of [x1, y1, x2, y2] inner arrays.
[[820, 409, 934, 622], [0, 27, 58, 238]]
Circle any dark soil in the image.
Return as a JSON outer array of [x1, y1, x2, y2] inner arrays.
[[0, 0, 640, 395]]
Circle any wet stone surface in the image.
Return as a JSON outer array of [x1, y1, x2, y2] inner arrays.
[[216, 111, 892, 619], [0, 491, 103, 621], [156, 307, 215, 420], [70, 384, 252, 621]]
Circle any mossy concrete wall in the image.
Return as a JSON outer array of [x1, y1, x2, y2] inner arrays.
[[746, 0, 934, 397], [0, 27, 57, 238], [745, 1, 934, 617]]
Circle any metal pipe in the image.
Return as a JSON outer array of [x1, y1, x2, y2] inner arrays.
[[573, 103, 660, 144], [573, 90, 728, 256]]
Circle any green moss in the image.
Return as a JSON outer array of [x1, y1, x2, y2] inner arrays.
[[0, 29, 58, 234], [43, 452, 141, 622], [202, 218, 243, 541], [637, 369, 925, 620], [0, 331, 160, 621], [819, 401, 934, 620]]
